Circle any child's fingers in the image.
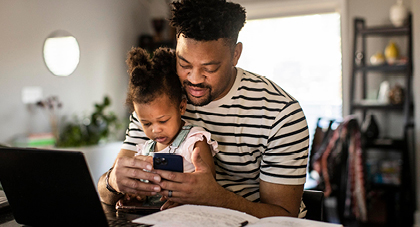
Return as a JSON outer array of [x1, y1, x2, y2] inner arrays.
[[167, 202, 180, 209], [159, 195, 168, 201]]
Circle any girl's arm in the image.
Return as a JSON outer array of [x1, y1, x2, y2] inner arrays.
[[193, 138, 215, 177]]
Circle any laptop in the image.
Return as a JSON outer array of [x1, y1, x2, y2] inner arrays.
[[0, 147, 151, 227]]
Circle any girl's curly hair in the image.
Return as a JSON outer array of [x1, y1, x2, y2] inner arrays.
[[170, 0, 246, 46], [125, 47, 182, 111]]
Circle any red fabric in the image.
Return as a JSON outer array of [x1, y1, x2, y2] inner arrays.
[[314, 116, 367, 222]]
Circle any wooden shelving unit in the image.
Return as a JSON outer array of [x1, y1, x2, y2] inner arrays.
[[349, 15, 415, 227]]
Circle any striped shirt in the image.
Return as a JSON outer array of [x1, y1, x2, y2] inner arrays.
[[122, 67, 309, 204]]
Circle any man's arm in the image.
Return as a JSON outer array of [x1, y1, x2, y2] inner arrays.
[[98, 149, 162, 205], [155, 147, 304, 218]]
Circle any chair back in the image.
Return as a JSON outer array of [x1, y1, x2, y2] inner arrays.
[[302, 190, 324, 221]]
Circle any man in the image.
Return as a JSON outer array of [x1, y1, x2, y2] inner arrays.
[[98, 0, 309, 218]]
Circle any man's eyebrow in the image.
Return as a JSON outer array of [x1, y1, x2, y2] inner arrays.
[[177, 54, 221, 66], [177, 54, 190, 64], [140, 115, 168, 122]]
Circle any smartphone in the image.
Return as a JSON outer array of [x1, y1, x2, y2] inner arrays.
[[153, 153, 183, 173], [115, 195, 164, 214]]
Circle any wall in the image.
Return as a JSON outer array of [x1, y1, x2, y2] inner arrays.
[[0, 0, 153, 144]]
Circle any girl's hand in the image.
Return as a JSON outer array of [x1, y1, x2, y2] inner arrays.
[[159, 196, 181, 210]]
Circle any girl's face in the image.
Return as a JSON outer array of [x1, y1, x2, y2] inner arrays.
[[134, 95, 187, 147]]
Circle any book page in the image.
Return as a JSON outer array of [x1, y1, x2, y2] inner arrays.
[[249, 216, 343, 227], [132, 204, 259, 227]]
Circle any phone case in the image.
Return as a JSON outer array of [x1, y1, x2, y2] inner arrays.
[[153, 153, 183, 172], [115, 195, 164, 214]]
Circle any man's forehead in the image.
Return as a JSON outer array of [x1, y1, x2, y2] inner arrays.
[[176, 37, 230, 62]]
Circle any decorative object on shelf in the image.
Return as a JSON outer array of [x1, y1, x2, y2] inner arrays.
[[377, 81, 390, 104], [388, 84, 405, 105], [152, 18, 165, 42], [36, 96, 63, 143], [389, 0, 408, 27], [384, 41, 399, 65], [355, 51, 364, 66], [57, 96, 121, 147], [369, 52, 385, 65], [361, 114, 380, 140]]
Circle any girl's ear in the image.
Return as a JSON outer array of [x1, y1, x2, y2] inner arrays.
[[179, 98, 187, 115]]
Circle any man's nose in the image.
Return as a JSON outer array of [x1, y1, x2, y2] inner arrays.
[[188, 68, 206, 84]]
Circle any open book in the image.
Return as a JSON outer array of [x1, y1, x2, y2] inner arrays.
[[132, 204, 343, 227]]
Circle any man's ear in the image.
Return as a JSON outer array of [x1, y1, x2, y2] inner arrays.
[[179, 98, 187, 115], [232, 42, 243, 66]]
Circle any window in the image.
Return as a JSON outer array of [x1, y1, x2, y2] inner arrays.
[[237, 13, 342, 142]]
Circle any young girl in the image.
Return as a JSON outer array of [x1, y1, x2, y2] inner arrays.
[[126, 47, 218, 173], [118, 47, 218, 209]]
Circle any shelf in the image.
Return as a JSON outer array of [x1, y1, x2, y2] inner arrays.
[[354, 64, 409, 72], [358, 24, 410, 36], [364, 138, 405, 149], [352, 102, 403, 110], [370, 183, 401, 191], [351, 16, 414, 227]]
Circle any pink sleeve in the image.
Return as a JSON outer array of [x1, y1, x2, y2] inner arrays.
[[179, 127, 219, 164]]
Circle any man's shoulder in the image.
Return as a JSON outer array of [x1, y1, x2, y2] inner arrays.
[[239, 69, 297, 102]]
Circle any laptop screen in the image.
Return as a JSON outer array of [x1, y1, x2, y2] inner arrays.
[[0, 147, 109, 226]]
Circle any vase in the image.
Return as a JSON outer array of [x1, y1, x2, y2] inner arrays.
[[384, 41, 399, 65], [377, 81, 390, 104], [362, 114, 380, 140], [389, 0, 408, 27]]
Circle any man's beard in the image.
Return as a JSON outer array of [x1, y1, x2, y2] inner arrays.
[[183, 81, 213, 106]]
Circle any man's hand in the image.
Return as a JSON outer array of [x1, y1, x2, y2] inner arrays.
[[155, 147, 225, 206], [109, 154, 162, 196]]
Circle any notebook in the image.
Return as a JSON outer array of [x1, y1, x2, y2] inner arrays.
[[0, 147, 150, 227]]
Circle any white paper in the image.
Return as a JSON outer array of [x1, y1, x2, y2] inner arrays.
[[249, 216, 343, 227], [132, 205, 259, 227], [132, 204, 343, 227]]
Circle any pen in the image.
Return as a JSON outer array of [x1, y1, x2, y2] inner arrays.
[[240, 220, 249, 226]]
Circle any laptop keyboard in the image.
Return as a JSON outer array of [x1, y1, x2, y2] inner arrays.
[[108, 219, 152, 227]]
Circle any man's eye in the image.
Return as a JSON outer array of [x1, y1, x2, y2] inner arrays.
[[204, 68, 217, 73], [179, 64, 191, 69]]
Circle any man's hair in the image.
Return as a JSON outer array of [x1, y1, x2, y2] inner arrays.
[[125, 47, 183, 111], [170, 0, 246, 46]]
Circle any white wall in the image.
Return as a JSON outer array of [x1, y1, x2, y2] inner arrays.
[[0, 0, 153, 144]]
